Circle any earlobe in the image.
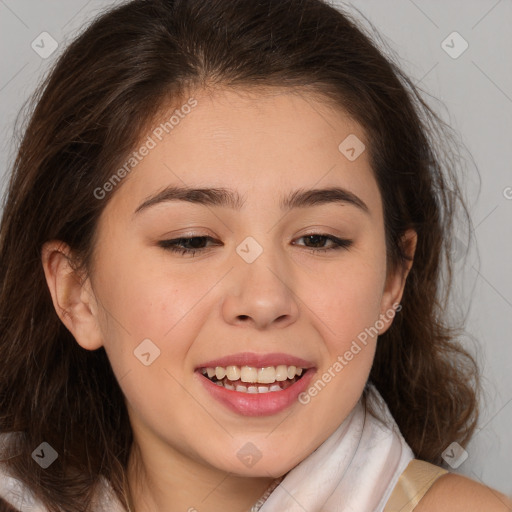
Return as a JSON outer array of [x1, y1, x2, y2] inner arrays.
[[378, 229, 417, 333], [41, 240, 104, 351]]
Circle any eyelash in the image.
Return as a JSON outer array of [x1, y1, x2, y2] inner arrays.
[[158, 234, 353, 257]]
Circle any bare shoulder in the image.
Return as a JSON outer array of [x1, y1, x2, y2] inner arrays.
[[414, 473, 512, 512]]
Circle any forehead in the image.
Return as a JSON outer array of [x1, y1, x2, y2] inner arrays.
[[103, 86, 382, 217]]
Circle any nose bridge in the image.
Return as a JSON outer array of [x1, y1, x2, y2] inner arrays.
[[222, 233, 300, 329]]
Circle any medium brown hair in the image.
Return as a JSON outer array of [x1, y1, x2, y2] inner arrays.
[[0, 0, 479, 510]]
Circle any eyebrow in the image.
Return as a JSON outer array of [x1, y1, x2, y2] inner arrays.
[[133, 185, 370, 216]]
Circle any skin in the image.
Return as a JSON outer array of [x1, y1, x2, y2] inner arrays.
[[41, 87, 418, 512], [416, 473, 512, 512]]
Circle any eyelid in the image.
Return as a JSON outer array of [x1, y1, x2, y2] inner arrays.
[[157, 232, 353, 256]]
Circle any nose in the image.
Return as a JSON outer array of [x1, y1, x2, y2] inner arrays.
[[222, 248, 300, 330]]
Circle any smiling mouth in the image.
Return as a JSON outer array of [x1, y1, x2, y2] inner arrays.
[[199, 364, 306, 394]]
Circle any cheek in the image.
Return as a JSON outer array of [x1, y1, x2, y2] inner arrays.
[[309, 258, 386, 350], [94, 256, 207, 432], [297, 261, 385, 429], [96, 247, 203, 340], [92, 248, 210, 390]]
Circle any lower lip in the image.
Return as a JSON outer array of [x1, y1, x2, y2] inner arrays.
[[196, 369, 316, 417]]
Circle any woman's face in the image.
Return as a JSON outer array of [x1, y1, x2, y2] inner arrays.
[[55, 87, 411, 478]]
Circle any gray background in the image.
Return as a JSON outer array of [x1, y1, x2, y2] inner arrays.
[[0, 0, 511, 498]]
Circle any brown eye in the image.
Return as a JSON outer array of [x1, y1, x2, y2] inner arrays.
[[158, 236, 217, 256], [294, 234, 353, 253]]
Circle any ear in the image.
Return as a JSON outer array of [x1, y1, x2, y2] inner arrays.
[[378, 229, 417, 335], [41, 240, 104, 350]]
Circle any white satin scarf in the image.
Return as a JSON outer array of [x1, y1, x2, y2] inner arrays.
[[258, 383, 414, 511]]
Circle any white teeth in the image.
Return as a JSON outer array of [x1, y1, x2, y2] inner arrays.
[[240, 366, 258, 383], [202, 364, 307, 384], [275, 365, 288, 381], [258, 367, 276, 383], [226, 365, 240, 380], [216, 380, 288, 393]]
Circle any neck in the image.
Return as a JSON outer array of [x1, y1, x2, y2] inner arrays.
[[126, 442, 277, 512]]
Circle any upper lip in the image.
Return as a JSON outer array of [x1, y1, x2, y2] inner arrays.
[[195, 352, 315, 370]]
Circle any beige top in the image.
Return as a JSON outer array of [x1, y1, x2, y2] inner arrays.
[[383, 459, 449, 512]]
